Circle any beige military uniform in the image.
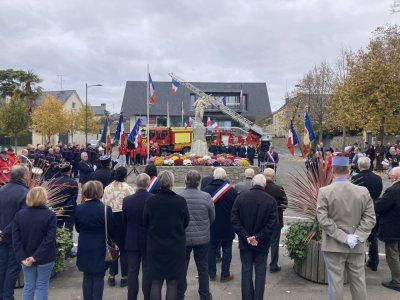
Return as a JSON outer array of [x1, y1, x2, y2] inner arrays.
[[317, 180, 376, 300]]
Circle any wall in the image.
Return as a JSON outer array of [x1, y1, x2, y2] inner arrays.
[[135, 165, 259, 185], [329, 135, 400, 151]]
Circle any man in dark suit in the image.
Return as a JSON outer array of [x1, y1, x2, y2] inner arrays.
[[78, 152, 94, 187], [375, 167, 400, 292], [231, 174, 277, 300], [89, 155, 114, 189], [263, 168, 288, 273], [351, 156, 383, 271], [123, 173, 153, 300], [202, 167, 237, 282], [0, 165, 29, 300]]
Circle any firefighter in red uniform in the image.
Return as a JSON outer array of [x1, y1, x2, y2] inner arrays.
[[0, 150, 12, 186], [140, 145, 148, 165]]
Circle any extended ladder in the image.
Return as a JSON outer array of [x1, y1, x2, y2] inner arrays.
[[169, 73, 265, 137]]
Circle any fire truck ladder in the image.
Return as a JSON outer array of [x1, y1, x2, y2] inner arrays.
[[168, 73, 265, 137]]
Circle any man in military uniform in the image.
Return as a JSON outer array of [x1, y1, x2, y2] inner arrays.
[[48, 162, 79, 257], [89, 154, 114, 189], [48, 163, 79, 229], [317, 155, 376, 300]]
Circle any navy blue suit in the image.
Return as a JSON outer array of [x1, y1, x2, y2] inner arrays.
[[12, 206, 57, 265], [123, 189, 153, 300], [0, 179, 29, 300], [75, 199, 116, 300]]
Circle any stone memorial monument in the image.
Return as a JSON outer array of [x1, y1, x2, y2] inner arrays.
[[191, 97, 210, 156]]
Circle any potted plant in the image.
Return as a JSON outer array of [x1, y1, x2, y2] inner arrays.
[[284, 161, 333, 284]]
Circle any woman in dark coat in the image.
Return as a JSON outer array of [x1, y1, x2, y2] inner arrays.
[[13, 187, 57, 300], [74, 180, 116, 300], [143, 171, 189, 300]]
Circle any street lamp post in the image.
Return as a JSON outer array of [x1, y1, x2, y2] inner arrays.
[[85, 83, 102, 145]]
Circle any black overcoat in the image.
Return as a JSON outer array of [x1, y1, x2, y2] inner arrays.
[[143, 189, 189, 280], [202, 179, 237, 241], [74, 199, 116, 273], [375, 181, 400, 242]]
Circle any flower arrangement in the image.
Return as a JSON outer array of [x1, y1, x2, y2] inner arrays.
[[174, 158, 183, 166], [147, 154, 251, 167], [183, 159, 192, 166], [284, 162, 332, 265], [154, 157, 164, 166], [163, 159, 174, 166]]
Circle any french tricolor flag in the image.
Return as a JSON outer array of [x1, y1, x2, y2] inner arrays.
[[115, 113, 125, 146], [149, 73, 156, 105], [211, 120, 219, 131], [171, 79, 180, 94], [206, 116, 212, 127], [287, 120, 299, 156]]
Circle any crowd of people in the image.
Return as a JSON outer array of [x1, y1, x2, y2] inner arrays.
[[0, 139, 399, 299]]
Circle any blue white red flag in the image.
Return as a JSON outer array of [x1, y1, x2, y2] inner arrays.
[[171, 79, 180, 94], [302, 112, 315, 157], [287, 120, 299, 156], [206, 116, 212, 127], [149, 73, 156, 105], [128, 117, 142, 146], [211, 120, 219, 131], [115, 113, 125, 146]]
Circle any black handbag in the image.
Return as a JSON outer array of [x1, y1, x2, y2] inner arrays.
[[104, 205, 119, 262]]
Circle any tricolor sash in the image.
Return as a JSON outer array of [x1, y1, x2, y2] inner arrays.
[[267, 151, 275, 164], [148, 176, 158, 192], [211, 181, 232, 203]]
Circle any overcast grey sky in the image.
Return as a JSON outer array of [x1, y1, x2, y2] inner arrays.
[[0, 0, 397, 113]]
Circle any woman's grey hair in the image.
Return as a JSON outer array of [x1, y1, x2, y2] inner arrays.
[[213, 167, 227, 180], [252, 174, 266, 188], [357, 156, 371, 170], [158, 170, 174, 189], [185, 170, 201, 188], [136, 173, 150, 189], [10, 165, 29, 180]]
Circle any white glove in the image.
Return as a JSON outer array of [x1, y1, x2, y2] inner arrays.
[[345, 234, 360, 249]]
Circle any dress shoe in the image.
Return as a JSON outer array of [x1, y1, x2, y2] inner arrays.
[[382, 281, 400, 292], [220, 275, 234, 283], [108, 277, 116, 287], [120, 278, 128, 287], [270, 265, 281, 273], [366, 262, 377, 271], [209, 275, 217, 282]]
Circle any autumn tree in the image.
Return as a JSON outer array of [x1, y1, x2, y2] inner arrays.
[[0, 95, 31, 147], [328, 25, 400, 141], [73, 105, 101, 135], [32, 95, 69, 142]]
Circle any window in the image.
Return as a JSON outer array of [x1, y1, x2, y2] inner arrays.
[[157, 130, 168, 139], [156, 116, 167, 127], [72, 102, 76, 109]]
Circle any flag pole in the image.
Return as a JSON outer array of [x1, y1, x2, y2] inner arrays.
[[181, 101, 184, 127], [147, 64, 150, 162], [167, 101, 170, 127]]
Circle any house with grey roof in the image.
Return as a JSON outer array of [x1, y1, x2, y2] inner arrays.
[[120, 81, 272, 131]]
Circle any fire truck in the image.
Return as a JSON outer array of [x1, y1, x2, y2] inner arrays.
[[141, 127, 193, 154]]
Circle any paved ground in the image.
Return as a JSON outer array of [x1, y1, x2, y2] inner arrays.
[[14, 146, 399, 299]]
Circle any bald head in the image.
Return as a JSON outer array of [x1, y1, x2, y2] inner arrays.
[[244, 168, 254, 178], [263, 168, 275, 180], [389, 167, 400, 183]]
